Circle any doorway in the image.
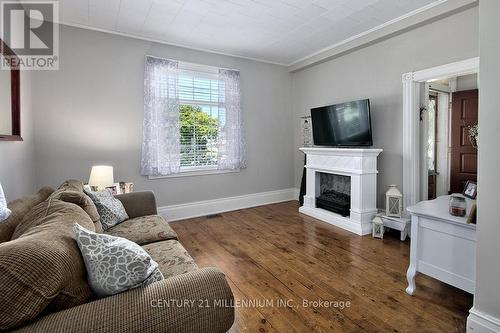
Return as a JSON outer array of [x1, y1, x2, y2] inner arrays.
[[449, 89, 478, 194], [422, 75, 479, 200], [401, 57, 479, 208]]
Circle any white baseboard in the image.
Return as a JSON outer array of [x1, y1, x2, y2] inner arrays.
[[294, 187, 300, 200], [158, 188, 298, 222], [468, 308, 500, 333]]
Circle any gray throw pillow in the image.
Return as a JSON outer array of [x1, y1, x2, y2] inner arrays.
[[84, 189, 128, 230], [73, 223, 164, 297]]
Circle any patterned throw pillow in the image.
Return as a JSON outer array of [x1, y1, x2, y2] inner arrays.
[[73, 224, 164, 297], [84, 190, 129, 230]]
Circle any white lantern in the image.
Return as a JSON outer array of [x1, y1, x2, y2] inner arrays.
[[386, 184, 403, 217], [372, 216, 384, 239]]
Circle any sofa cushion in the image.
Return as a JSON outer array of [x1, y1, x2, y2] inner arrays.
[[104, 215, 177, 245], [49, 179, 85, 197], [74, 224, 164, 297], [143, 240, 198, 278], [50, 180, 103, 232], [0, 199, 95, 330], [55, 190, 103, 233], [0, 186, 54, 243]]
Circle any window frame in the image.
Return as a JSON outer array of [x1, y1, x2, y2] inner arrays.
[[149, 61, 238, 179]]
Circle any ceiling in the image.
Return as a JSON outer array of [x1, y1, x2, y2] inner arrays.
[[58, 0, 441, 65]]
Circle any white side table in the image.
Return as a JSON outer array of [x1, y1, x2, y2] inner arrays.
[[405, 195, 476, 295], [377, 214, 411, 241]]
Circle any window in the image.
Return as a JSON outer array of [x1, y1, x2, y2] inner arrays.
[[177, 65, 224, 171], [141, 56, 245, 177]]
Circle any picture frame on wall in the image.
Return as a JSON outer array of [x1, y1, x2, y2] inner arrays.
[[463, 180, 477, 199]]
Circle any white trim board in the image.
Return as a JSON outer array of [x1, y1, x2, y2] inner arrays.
[[401, 57, 479, 209], [467, 308, 500, 333], [158, 188, 298, 222]]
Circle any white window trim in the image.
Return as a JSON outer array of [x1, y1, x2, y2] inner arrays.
[[148, 167, 240, 179]]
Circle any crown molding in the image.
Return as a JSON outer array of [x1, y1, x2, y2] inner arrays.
[[288, 0, 478, 72], [53, 0, 477, 70]]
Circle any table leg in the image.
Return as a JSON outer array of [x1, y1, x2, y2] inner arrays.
[[406, 266, 416, 295], [406, 215, 418, 295], [401, 226, 408, 241]]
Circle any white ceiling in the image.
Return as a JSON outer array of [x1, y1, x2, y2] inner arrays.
[[58, 0, 441, 65]]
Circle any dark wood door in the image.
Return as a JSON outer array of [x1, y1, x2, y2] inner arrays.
[[450, 89, 478, 194]]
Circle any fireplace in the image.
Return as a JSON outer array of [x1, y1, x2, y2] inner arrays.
[[299, 147, 383, 235], [316, 173, 350, 217]]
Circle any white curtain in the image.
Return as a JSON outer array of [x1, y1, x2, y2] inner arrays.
[[217, 69, 246, 170], [141, 56, 180, 176]]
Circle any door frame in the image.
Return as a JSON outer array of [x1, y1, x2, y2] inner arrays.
[[402, 57, 479, 210]]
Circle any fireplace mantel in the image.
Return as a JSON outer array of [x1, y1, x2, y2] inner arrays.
[[299, 147, 383, 235]]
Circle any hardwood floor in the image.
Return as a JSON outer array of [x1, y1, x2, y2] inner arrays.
[[170, 201, 473, 333]]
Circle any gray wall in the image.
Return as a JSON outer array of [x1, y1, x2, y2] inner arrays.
[[31, 26, 294, 207], [0, 71, 36, 200], [474, 0, 500, 322], [291, 7, 479, 207]]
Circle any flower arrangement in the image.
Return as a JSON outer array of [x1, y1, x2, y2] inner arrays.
[[467, 123, 478, 148]]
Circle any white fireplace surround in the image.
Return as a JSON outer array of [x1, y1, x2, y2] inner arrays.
[[299, 147, 383, 235]]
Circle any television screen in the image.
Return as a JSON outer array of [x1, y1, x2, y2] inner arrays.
[[311, 99, 373, 147]]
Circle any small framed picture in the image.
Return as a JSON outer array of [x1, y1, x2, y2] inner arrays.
[[119, 182, 134, 194], [462, 180, 477, 199], [105, 183, 120, 195]]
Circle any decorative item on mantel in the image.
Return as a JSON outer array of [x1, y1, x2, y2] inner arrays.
[[372, 216, 384, 239], [385, 185, 403, 217]]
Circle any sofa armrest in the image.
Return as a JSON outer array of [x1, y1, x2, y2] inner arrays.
[[14, 267, 235, 333], [115, 191, 157, 218]]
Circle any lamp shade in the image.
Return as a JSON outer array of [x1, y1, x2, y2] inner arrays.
[[88, 166, 114, 189]]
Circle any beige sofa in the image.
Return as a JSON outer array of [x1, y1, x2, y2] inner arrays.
[[0, 182, 234, 333]]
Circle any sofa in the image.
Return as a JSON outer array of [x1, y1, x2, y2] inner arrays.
[[0, 181, 235, 332]]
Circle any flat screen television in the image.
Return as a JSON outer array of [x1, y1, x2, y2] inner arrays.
[[310, 99, 373, 147]]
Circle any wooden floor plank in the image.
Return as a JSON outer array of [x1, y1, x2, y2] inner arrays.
[[231, 205, 470, 328], [170, 201, 472, 333]]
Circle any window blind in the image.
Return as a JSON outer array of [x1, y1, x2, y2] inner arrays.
[[177, 65, 225, 169]]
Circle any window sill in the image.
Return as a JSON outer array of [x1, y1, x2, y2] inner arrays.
[[148, 167, 240, 179]]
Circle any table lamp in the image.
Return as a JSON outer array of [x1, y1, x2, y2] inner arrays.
[[88, 166, 114, 191]]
